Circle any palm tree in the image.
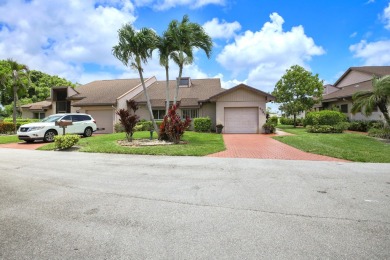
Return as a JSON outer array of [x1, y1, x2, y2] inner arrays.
[[112, 25, 159, 132], [167, 15, 213, 104], [4, 59, 30, 131], [351, 75, 390, 126], [157, 31, 176, 113]]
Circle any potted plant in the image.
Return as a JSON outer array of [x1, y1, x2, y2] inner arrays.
[[216, 123, 224, 134], [262, 122, 275, 134]]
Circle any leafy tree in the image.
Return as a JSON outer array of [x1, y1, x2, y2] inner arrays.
[[352, 75, 390, 126], [116, 100, 140, 142], [112, 24, 159, 133], [166, 15, 213, 104], [0, 59, 31, 131], [272, 65, 323, 127]]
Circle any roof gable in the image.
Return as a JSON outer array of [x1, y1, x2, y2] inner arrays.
[[209, 84, 275, 102], [334, 66, 390, 87]]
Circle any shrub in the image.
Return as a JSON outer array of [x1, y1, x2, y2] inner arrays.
[[194, 117, 212, 132], [262, 122, 276, 134], [306, 122, 348, 133], [3, 118, 39, 124], [159, 104, 191, 144], [368, 127, 390, 140], [280, 117, 294, 125], [0, 122, 24, 134], [368, 120, 384, 129], [54, 134, 80, 150], [136, 120, 153, 131], [304, 110, 347, 126], [116, 100, 140, 142], [268, 116, 278, 126], [348, 120, 369, 132], [114, 122, 125, 133]]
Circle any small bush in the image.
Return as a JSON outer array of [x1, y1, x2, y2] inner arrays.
[[304, 110, 347, 126], [368, 127, 390, 140], [0, 122, 24, 134], [268, 116, 278, 126], [3, 118, 39, 124], [306, 123, 348, 133], [194, 117, 212, 132], [280, 117, 294, 125], [262, 122, 276, 133], [159, 104, 191, 144], [348, 121, 369, 132], [54, 134, 80, 150], [114, 122, 125, 133]]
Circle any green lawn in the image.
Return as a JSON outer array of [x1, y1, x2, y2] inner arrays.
[[38, 131, 225, 156], [0, 135, 19, 144], [275, 125, 390, 163]]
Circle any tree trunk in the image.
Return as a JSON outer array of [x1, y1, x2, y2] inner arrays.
[[165, 65, 170, 113], [173, 65, 183, 105], [378, 104, 390, 126], [12, 83, 17, 133], [293, 114, 297, 128], [138, 68, 159, 133]]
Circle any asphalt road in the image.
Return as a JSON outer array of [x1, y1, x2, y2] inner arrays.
[[0, 149, 389, 259]]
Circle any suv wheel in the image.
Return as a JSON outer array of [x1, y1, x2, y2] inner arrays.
[[83, 127, 93, 137], [43, 130, 57, 142]]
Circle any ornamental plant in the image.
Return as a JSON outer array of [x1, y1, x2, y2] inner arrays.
[[116, 100, 140, 142], [54, 134, 80, 150], [159, 103, 191, 144], [194, 117, 211, 132]]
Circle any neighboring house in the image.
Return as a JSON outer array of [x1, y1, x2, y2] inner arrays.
[[21, 76, 275, 134], [315, 66, 390, 121]]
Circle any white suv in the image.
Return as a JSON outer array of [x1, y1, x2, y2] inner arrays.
[[17, 113, 97, 143]]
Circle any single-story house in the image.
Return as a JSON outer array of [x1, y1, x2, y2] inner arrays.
[[315, 66, 390, 121], [21, 76, 275, 134]]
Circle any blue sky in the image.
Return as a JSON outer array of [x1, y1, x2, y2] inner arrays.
[[1, 0, 390, 98]]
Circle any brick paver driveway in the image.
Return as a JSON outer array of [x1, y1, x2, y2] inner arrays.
[[208, 132, 348, 162], [0, 141, 47, 150]]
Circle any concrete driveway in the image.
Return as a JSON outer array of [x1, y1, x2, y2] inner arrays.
[[0, 149, 389, 259], [208, 133, 348, 161]]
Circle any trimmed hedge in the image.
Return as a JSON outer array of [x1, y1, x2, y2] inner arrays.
[[0, 122, 23, 134], [348, 120, 385, 132], [194, 117, 212, 132], [368, 127, 390, 140], [268, 116, 278, 126], [280, 117, 302, 126], [54, 134, 80, 150], [304, 110, 347, 126], [306, 122, 349, 133], [3, 118, 39, 124], [134, 120, 163, 131]]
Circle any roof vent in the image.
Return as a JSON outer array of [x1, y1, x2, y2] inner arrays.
[[178, 77, 191, 88]]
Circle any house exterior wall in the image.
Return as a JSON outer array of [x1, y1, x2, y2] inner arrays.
[[199, 103, 216, 127], [323, 99, 385, 121], [336, 71, 371, 88], [214, 89, 267, 133], [21, 108, 53, 119]]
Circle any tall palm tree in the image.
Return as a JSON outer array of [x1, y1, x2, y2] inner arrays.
[[112, 25, 159, 132], [157, 31, 176, 113], [352, 75, 390, 126], [167, 15, 213, 104], [5, 59, 30, 131]]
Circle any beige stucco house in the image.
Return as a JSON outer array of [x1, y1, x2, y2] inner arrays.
[[21, 76, 275, 134], [315, 66, 390, 121]]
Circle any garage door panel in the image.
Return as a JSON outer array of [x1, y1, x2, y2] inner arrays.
[[86, 110, 113, 134], [224, 108, 258, 134]]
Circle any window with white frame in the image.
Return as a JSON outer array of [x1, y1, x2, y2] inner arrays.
[[182, 109, 199, 119], [152, 110, 166, 120]]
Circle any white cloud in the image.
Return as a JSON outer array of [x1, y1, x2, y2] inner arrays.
[[213, 73, 246, 89], [134, 0, 225, 10], [349, 40, 390, 65], [350, 32, 358, 38], [203, 18, 241, 40], [0, 0, 136, 83], [383, 2, 390, 30], [216, 12, 324, 92]]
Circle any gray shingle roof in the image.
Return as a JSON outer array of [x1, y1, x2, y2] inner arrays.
[[322, 80, 372, 101], [72, 78, 142, 106], [133, 78, 224, 107], [334, 66, 390, 86], [21, 100, 52, 110]]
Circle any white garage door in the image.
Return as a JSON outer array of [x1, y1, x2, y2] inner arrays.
[[224, 107, 258, 133], [86, 110, 114, 134]]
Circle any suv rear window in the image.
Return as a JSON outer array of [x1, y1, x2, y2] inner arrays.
[[73, 115, 91, 122]]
